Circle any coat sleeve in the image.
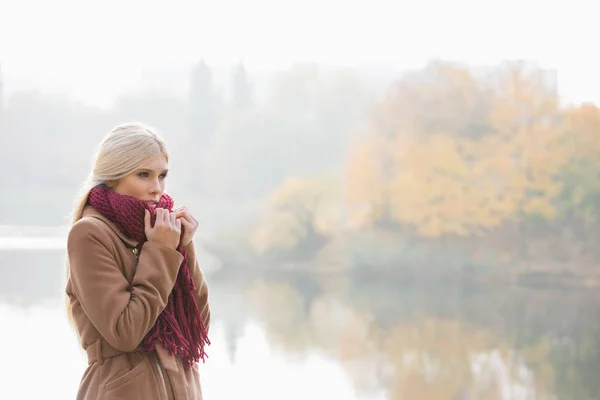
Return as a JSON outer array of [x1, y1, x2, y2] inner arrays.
[[67, 218, 183, 352], [184, 240, 211, 332]]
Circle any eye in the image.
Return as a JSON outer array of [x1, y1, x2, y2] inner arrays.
[[159, 173, 168, 179], [138, 172, 149, 178]]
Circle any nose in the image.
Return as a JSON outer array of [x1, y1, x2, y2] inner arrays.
[[149, 177, 162, 195]]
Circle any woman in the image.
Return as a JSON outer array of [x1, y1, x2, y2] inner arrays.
[[65, 123, 211, 400]]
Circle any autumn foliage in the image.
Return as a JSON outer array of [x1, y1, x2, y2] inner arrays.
[[345, 61, 599, 239], [246, 60, 599, 270]]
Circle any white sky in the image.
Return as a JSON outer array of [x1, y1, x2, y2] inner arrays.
[[0, 0, 598, 107]]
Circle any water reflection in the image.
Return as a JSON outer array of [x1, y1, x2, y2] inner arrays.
[[1, 248, 599, 400], [217, 273, 600, 400]]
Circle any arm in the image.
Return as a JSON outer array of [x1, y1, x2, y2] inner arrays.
[[67, 218, 183, 352], [184, 240, 211, 332]]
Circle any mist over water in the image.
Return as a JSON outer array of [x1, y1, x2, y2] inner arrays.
[[1, 3, 599, 398], [1, 241, 599, 399]]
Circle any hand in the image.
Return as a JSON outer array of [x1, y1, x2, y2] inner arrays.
[[144, 208, 182, 249], [173, 206, 198, 247]]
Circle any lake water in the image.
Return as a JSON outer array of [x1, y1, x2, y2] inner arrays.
[[1, 238, 599, 399]]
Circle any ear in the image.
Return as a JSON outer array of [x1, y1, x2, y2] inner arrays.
[[104, 181, 114, 188]]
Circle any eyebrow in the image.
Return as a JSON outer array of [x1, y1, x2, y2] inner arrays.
[[137, 168, 169, 174]]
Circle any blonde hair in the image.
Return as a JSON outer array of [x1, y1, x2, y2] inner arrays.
[[66, 122, 169, 336]]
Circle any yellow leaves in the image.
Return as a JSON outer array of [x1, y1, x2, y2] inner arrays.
[[563, 105, 600, 161], [522, 197, 556, 219], [259, 61, 595, 245], [343, 61, 571, 237], [250, 212, 304, 255], [388, 135, 478, 236], [268, 175, 324, 212], [350, 127, 562, 237], [345, 138, 385, 206], [569, 105, 600, 145], [345, 138, 389, 228], [387, 61, 490, 140], [489, 62, 559, 136], [250, 174, 342, 255]]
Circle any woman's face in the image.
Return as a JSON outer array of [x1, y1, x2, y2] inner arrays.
[[112, 153, 169, 204]]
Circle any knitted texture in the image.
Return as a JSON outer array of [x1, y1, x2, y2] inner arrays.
[[87, 186, 210, 368]]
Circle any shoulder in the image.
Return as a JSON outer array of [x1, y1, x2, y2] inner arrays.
[[68, 216, 115, 248]]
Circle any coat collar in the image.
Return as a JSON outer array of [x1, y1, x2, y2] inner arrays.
[[82, 205, 139, 247]]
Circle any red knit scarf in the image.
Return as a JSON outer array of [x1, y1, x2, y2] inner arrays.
[[87, 186, 210, 369]]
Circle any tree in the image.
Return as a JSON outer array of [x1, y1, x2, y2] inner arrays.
[[382, 60, 493, 141], [188, 59, 219, 149], [188, 59, 221, 193], [345, 136, 390, 228], [481, 62, 563, 222], [556, 104, 600, 233], [231, 61, 253, 111], [346, 61, 564, 237], [204, 64, 377, 200], [250, 174, 341, 260]]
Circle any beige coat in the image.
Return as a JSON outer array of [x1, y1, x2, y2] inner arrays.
[[65, 205, 211, 400]]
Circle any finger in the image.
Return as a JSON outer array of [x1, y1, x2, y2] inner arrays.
[[170, 211, 176, 227], [154, 208, 163, 226], [144, 209, 151, 232], [175, 218, 182, 231], [161, 208, 169, 226], [179, 217, 193, 232], [175, 209, 193, 224], [154, 208, 162, 225], [174, 205, 187, 214], [177, 207, 198, 226], [181, 206, 198, 224]]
